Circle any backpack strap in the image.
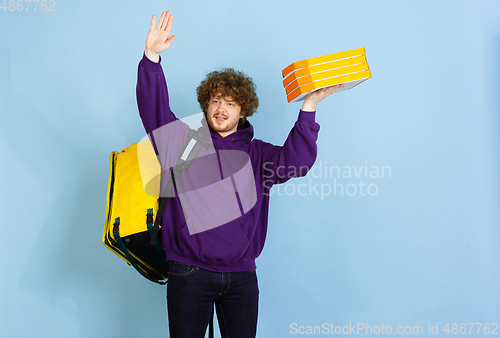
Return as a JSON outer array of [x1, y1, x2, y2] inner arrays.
[[146, 208, 165, 258], [149, 129, 212, 245], [113, 217, 167, 285], [173, 129, 213, 173], [149, 179, 172, 245]]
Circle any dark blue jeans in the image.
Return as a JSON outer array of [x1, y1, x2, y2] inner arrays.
[[167, 262, 259, 338]]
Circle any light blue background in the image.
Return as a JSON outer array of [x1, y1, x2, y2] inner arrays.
[[1, 0, 499, 337]]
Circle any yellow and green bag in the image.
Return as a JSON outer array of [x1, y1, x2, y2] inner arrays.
[[103, 138, 170, 284], [103, 130, 211, 284]]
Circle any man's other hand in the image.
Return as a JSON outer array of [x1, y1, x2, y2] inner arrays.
[[301, 84, 346, 111], [145, 10, 176, 63]]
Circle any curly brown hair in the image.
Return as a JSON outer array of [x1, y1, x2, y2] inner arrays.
[[196, 68, 259, 126]]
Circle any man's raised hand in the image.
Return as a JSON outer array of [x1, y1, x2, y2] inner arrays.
[[145, 11, 176, 63], [301, 84, 346, 112]]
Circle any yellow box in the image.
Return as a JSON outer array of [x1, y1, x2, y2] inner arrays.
[[285, 62, 369, 95], [283, 55, 367, 87], [282, 47, 366, 78]]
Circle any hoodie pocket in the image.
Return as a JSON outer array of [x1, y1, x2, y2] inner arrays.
[[176, 220, 251, 264]]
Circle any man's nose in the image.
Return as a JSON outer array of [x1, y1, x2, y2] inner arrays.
[[217, 104, 225, 113]]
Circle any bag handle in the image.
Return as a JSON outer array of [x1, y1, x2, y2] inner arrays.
[[113, 217, 167, 285]]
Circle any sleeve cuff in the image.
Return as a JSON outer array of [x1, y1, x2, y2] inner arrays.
[[297, 109, 316, 123], [140, 52, 162, 72]]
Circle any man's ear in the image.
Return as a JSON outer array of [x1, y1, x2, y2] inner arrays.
[[239, 114, 246, 126]]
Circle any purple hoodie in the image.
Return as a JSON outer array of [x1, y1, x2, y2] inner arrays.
[[136, 52, 320, 272]]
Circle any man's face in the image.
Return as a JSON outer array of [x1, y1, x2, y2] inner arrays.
[[206, 94, 243, 137]]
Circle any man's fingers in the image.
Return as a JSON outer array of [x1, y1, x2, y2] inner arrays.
[[160, 11, 171, 30], [165, 13, 173, 33], [325, 84, 345, 94], [150, 14, 156, 30], [158, 11, 167, 30], [164, 35, 176, 49], [320, 86, 336, 95]]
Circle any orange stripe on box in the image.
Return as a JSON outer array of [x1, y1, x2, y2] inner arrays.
[[282, 55, 367, 87], [286, 69, 371, 102], [285, 63, 369, 95]]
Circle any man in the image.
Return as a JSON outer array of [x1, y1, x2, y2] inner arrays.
[[136, 10, 345, 338]]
